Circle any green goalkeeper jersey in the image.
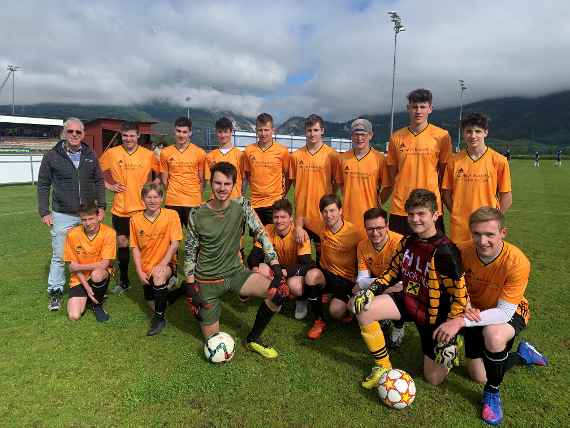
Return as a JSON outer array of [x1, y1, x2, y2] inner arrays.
[[184, 197, 278, 280]]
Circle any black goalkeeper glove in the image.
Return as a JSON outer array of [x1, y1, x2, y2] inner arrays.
[[267, 264, 289, 306]]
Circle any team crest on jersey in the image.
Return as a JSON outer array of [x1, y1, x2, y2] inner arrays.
[[456, 168, 465, 178], [399, 143, 406, 152], [75, 245, 84, 254], [169, 157, 175, 161], [344, 165, 350, 170], [298, 160, 304, 166], [138, 230, 145, 236]]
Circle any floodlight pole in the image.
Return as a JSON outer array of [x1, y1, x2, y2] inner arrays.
[[456, 80, 467, 152], [185, 96, 191, 119], [7, 65, 21, 115], [388, 12, 405, 151]]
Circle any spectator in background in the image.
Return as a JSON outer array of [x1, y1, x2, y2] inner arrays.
[[37, 117, 106, 312]]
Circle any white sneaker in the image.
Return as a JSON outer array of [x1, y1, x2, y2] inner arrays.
[[295, 299, 309, 320], [388, 325, 406, 348], [167, 275, 178, 290]]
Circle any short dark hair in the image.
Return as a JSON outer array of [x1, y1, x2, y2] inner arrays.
[[305, 114, 325, 130], [272, 198, 293, 216], [210, 161, 237, 184], [319, 194, 342, 212], [461, 112, 489, 131], [175, 117, 192, 130], [79, 201, 99, 216], [407, 89, 433, 104], [404, 188, 437, 213], [469, 206, 505, 229], [215, 117, 233, 131], [256, 113, 274, 127], [141, 183, 164, 199], [121, 122, 139, 133], [363, 207, 388, 223]]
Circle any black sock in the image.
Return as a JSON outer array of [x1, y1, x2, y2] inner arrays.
[[247, 301, 275, 343], [117, 247, 130, 283], [505, 352, 524, 370], [90, 279, 108, 306], [153, 286, 168, 319], [483, 349, 508, 391], [307, 284, 324, 321]]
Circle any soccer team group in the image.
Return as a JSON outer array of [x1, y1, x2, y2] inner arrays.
[[37, 88, 549, 425]]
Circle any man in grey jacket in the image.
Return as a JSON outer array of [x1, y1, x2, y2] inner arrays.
[[37, 118, 106, 311]]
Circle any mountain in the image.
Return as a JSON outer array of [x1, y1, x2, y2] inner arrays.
[[277, 91, 570, 154]]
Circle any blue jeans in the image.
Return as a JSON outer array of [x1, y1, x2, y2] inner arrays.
[[47, 211, 80, 294]]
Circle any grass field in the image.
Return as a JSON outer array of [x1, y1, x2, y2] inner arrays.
[[1, 160, 568, 427]]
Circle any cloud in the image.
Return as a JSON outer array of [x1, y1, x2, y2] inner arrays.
[[1, 0, 569, 122]]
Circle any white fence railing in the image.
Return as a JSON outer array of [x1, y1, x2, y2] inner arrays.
[[0, 152, 43, 185]]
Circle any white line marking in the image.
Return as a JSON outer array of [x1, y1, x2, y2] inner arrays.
[[0, 210, 35, 217]]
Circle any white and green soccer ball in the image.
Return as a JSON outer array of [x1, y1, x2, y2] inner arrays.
[[204, 332, 235, 364], [378, 368, 416, 409]]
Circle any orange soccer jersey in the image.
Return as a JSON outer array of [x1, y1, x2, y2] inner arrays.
[[129, 208, 183, 274], [387, 124, 452, 216], [99, 145, 160, 217], [337, 148, 389, 238], [63, 224, 117, 287], [254, 224, 312, 267], [319, 221, 361, 281], [160, 143, 206, 207], [442, 148, 511, 243], [290, 144, 338, 234], [205, 147, 244, 199], [459, 241, 530, 323], [357, 231, 403, 277], [243, 142, 289, 208]]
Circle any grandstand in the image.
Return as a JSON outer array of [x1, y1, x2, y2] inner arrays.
[[0, 115, 62, 152]]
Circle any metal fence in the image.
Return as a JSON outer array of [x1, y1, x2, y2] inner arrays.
[[0, 150, 42, 184]]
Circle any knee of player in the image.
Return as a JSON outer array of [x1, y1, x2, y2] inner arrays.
[[117, 235, 129, 247], [90, 269, 108, 283], [257, 263, 272, 278], [328, 300, 347, 320], [287, 277, 303, 297], [304, 268, 323, 285], [482, 327, 508, 352], [68, 311, 82, 321], [423, 367, 447, 386]]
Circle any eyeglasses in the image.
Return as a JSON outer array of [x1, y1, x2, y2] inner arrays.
[[365, 226, 387, 233], [66, 129, 83, 135]]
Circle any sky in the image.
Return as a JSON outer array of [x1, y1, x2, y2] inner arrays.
[[1, 0, 569, 123]]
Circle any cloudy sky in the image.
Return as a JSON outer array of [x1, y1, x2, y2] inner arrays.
[[1, 0, 569, 122]]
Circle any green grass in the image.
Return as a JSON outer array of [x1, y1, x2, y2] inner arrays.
[[1, 160, 568, 427]]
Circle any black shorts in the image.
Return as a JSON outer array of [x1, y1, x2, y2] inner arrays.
[[463, 312, 527, 359], [254, 206, 274, 226], [68, 277, 110, 298], [166, 205, 192, 228], [389, 213, 445, 236], [112, 214, 131, 237], [286, 263, 315, 278], [388, 291, 448, 360], [322, 269, 354, 303]]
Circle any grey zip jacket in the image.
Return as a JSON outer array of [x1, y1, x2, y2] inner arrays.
[[37, 140, 106, 217]]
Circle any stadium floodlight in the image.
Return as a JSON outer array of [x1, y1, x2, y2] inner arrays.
[[387, 12, 405, 150], [185, 96, 192, 119], [7, 65, 22, 115], [456, 79, 468, 152]]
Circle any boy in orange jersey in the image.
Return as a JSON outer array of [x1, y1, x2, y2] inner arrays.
[[435, 208, 547, 426], [160, 117, 206, 227], [99, 122, 160, 294], [356, 207, 405, 347], [130, 183, 183, 336], [205, 117, 244, 199], [385, 89, 452, 236], [290, 114, 339, 319], [64, 201, 116, 322], [442, 113, 512, 244], [304, 194, 361, 340], [243, 113, 290, 226], [337, 118, 390, 240], [352, 189, 467, 389], [248, 199, 314, 299]]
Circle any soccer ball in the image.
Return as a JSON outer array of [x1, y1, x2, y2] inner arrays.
[[377, 368, 416, 409], [204, 332, 235, 364]]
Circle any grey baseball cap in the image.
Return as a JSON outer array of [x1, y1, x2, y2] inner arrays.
[[351, 118, 373, 134]]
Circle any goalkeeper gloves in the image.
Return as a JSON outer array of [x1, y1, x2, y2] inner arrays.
[[353, 288, 375, 314], [267, 264, 289, 306], [434, 335, 463, 369]]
